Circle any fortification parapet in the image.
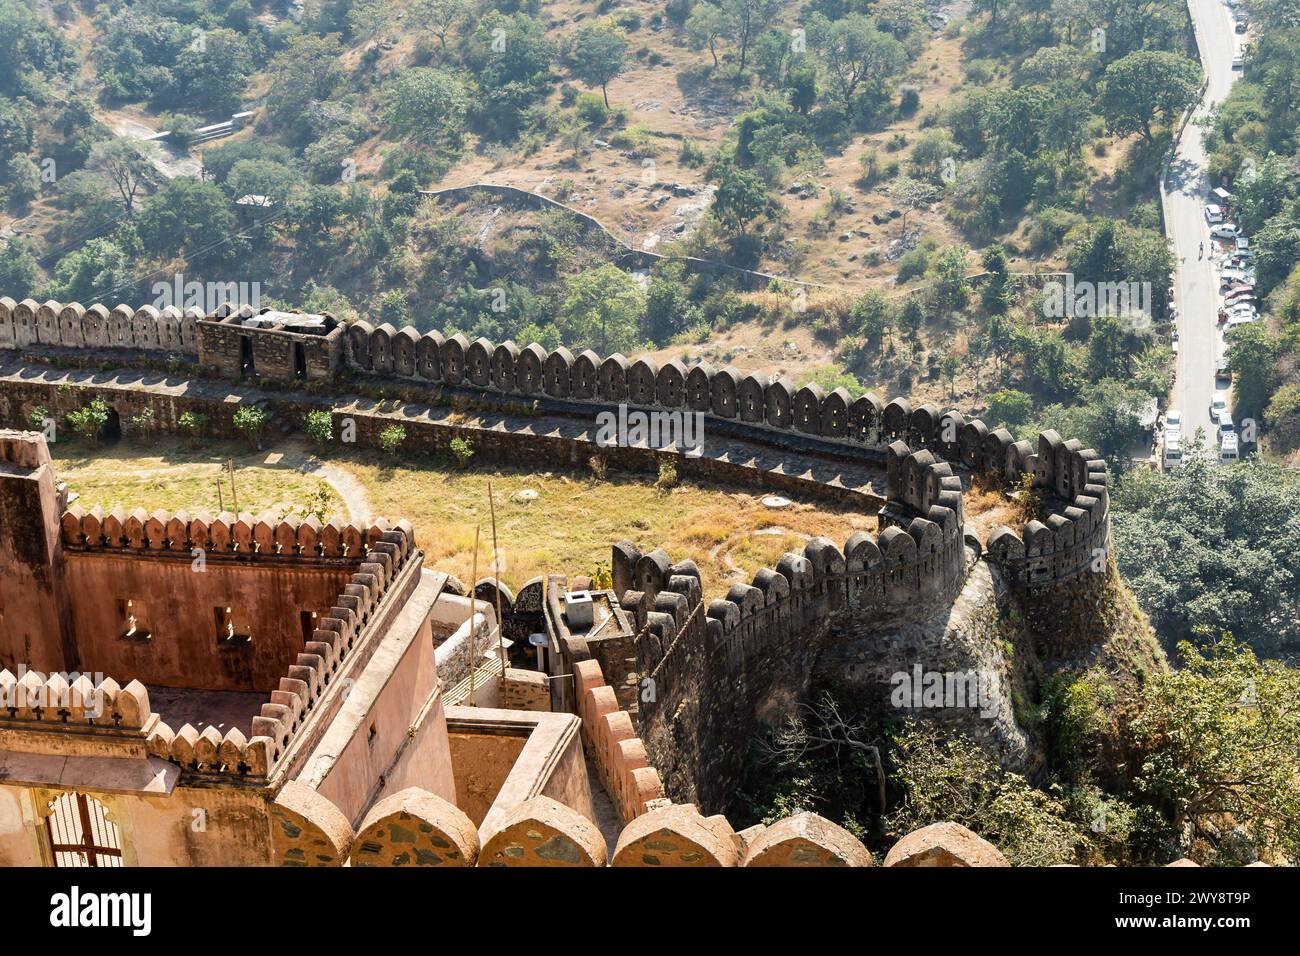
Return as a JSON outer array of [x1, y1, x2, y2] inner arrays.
[[3, 295, 1110, 595]]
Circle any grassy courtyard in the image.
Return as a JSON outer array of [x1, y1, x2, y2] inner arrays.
[[51, 436, 872, 596]]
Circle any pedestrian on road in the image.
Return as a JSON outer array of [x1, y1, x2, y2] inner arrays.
[[1199, 241, 1204, 259]]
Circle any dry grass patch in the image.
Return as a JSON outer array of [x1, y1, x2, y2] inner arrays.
[[51, 440, 341, 521], [333, 455, 872, 595], [50, 437, 875, 597]]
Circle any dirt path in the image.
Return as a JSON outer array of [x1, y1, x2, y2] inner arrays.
[[270, 441, 373, 523]]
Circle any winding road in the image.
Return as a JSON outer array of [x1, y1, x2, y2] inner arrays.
[[1164, 0, 1243, 444]]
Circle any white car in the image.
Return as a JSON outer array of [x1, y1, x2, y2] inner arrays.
[[1210, 223, 1241, 239], [1164, 409, 1183, 432], [1204, 204, 1224, 224], [1232, 54, 1244, 70], [1210, 393, 1228, 420]]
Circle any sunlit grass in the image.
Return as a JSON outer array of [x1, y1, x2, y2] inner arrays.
[[51, 439, 341, 521], [50, 437, 872, 596]]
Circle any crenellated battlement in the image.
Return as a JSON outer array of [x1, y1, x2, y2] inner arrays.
[[59, 505, 412, 562], [0, 296, 199, 354], [0, 295, 1112, 592], [0, 669, 151, 731]]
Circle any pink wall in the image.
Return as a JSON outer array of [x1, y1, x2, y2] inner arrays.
[[63, 553, 355, 692]]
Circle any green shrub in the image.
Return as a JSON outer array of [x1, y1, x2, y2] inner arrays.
[[66, 398, 111, 442], [380, 424, 408, 458], [232, 405, 269, 450], [655, 455, 677, 490], [576, 92, 609, 128], [129, 408, 157, 442], [304, 409, 333, 446], [178, 410, 208, 439], [448, 434, 473, 467]]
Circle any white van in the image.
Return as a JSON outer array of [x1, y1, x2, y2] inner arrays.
[[1220, 431, 1239, 462], [1163, 436, 1184, 471]]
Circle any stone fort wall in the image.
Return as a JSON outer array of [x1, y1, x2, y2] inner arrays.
[[0, 295, 1113, 822]]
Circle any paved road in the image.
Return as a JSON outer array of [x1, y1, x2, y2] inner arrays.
[[1165, 0, 1241, 445]]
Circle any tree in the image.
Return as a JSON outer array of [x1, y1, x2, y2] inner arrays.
[[981, 243, 1012, 315], [850, 290, 892, 353], [1112, 456, 1300, 655], [226, 159, 302, 206], [1130, 638, 1300, 863], [1225, 322, 1279, 426], [264, 34, 346, 146], [45, 238, 136, 304], [135, 178, 238, 264], [721, 0, 782, 82], [3, 154, 39, 204], [1097, 51, 1202, 143], [412, 0, 470, 52], [386, 67, 470, 150], [711, 162, 772, 234], [164, 27, 256, 115], [381, 424, 408, 458], [89, 138, 150, 215], [812, 14, 907, 117], [1070, 378, 1150, 466], [987, 388, 1034, 428], [557, 264, 646, 354], [899, 297, 924, 356], [570, 21, 628, 107], [888, 176, 939, 232], [686, 2, 727, 68], [929, 245, 970, 315], [0, 236, 38, 296], [941, 352, 960, 398], [1265, 382, 1300, 452], [1233, 154, 1292, 235], [888, 722, 1085, 866], [0, 95, 33, 154]]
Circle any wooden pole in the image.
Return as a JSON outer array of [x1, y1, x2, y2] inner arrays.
[[469, 525, 480, 707], [488, 481, 507, 677], [228, 458, 240, 512], [216, 479, 224, 513]]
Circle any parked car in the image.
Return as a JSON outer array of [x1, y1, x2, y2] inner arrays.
[[1216, 356, 1232, 383], [1210, 223, 1242, 239], [1204, 204, 1225, 224], [1217, 410, 1235, 444], [1232, 53, 1244, 70], [1220, 430, 1239, 462], [1210, 393, 1228, 420], [1236, 18, 1249, 33], [1235, 237, 1251, 253], [1163, 435, 1184, 471]]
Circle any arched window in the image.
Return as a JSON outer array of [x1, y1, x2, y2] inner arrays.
[[45, 793, 123, 867]]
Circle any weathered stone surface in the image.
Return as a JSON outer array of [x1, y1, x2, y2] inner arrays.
[[269, 781, 352, 867], [479, 796, 606, 867], [351, 787, 479, 867], [742, 812, 873, 867], [612, 803, 740, 867], [883, 822, 1010, 867]]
